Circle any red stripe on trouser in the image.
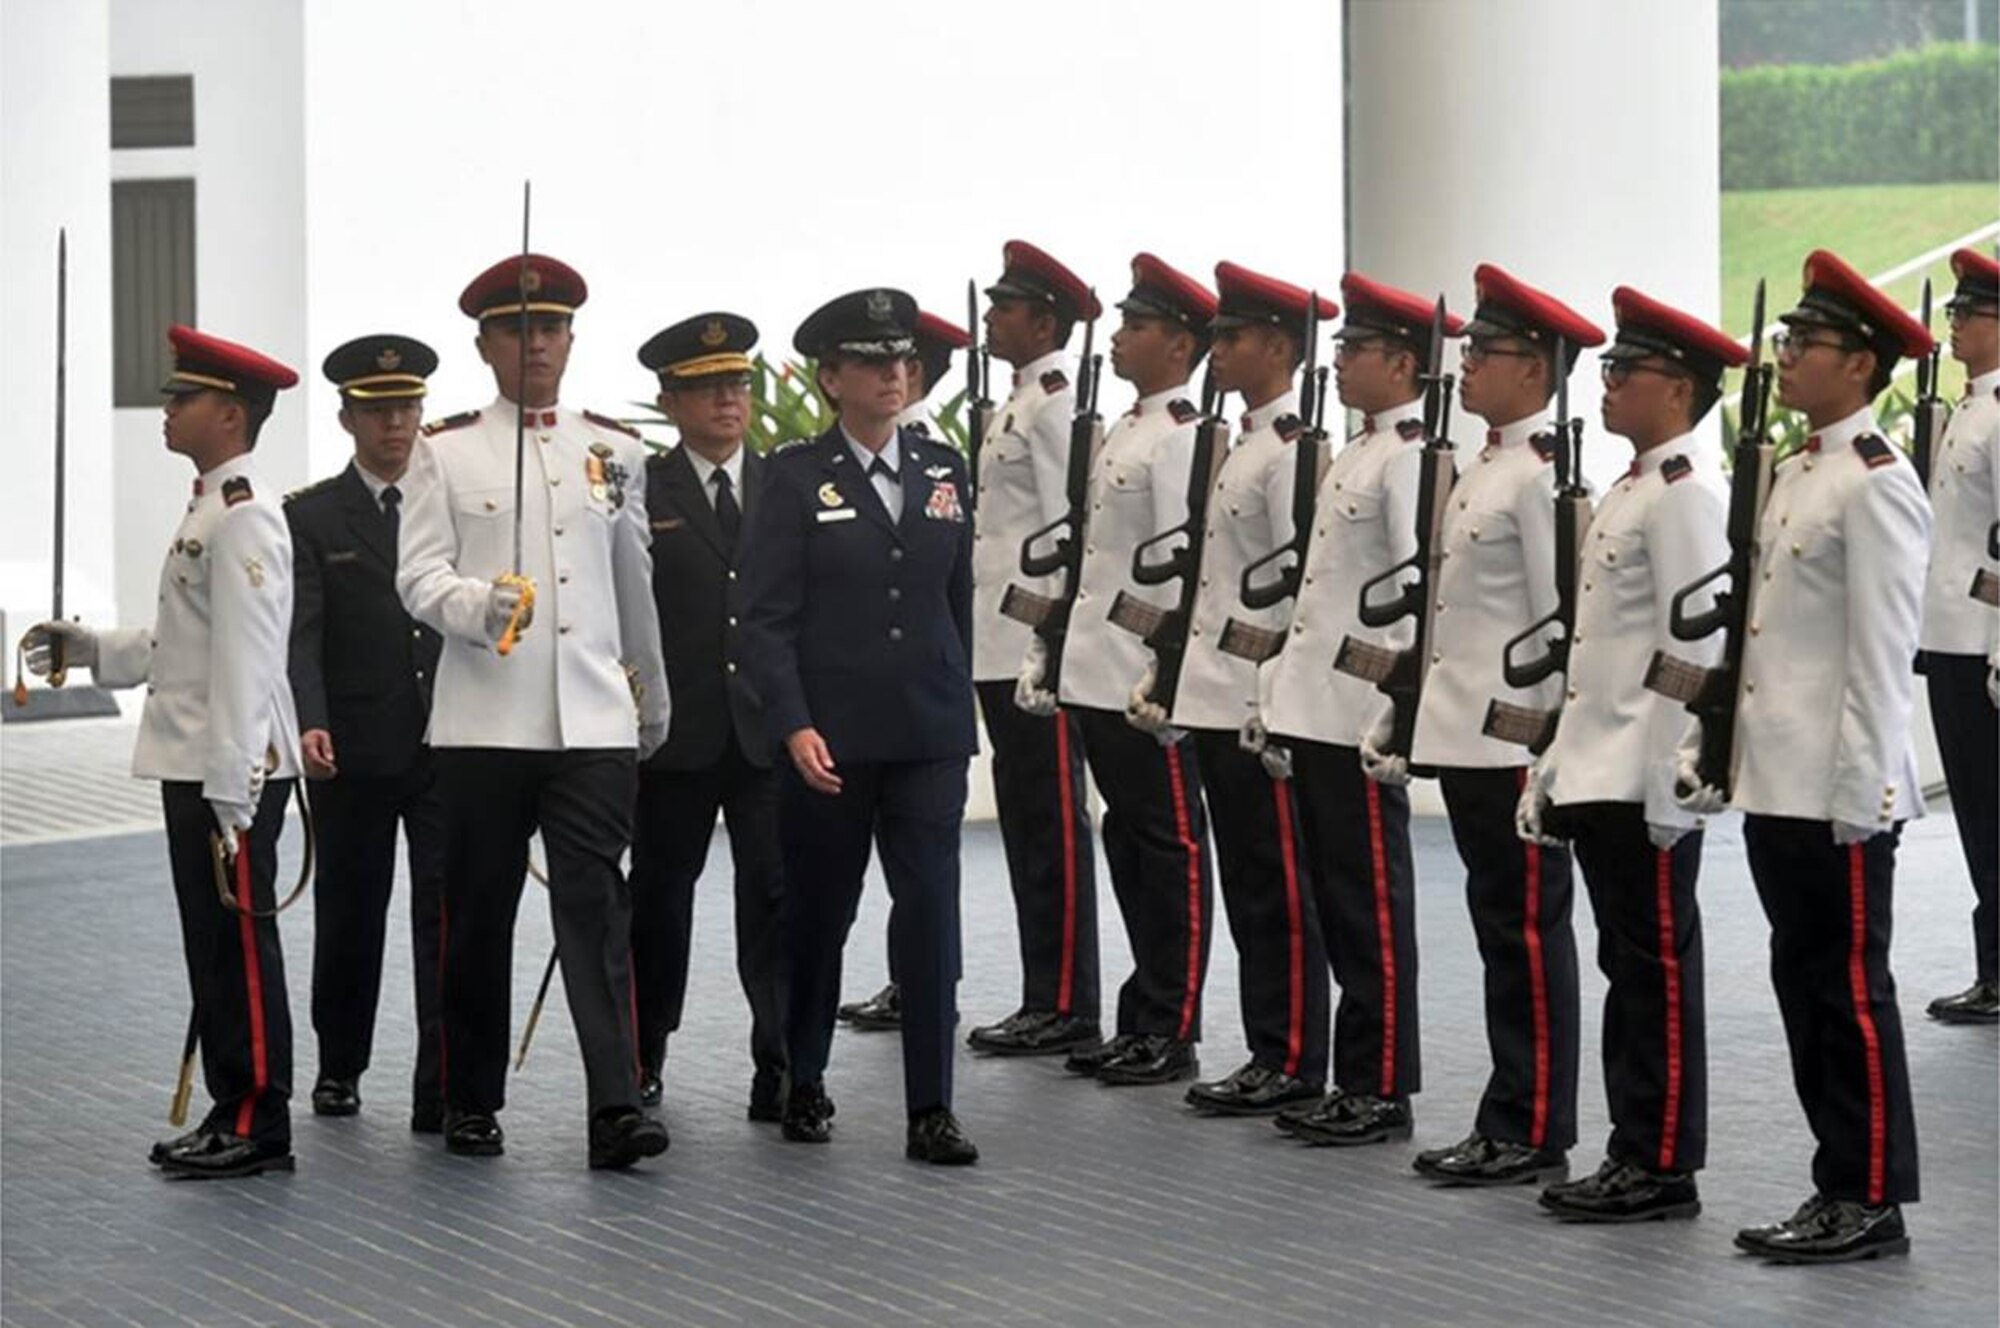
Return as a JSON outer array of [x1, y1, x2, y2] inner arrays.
[[1654, 848, 1684, 1172], [1516, 770, 1551, 1148], [1272, 779, 1305, 1077], [1054, 712, 1078, 1015], [232, 833, 269, 1137], [1364, 779, 1397, 1098], [1846, 844, 1888, 1205], [1165, 744, 1203, 1041]]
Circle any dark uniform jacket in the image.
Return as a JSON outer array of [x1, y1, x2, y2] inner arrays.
[[739, 425, 976, 765], [642, 444, 770, 770], [285, 463, 441, 777]]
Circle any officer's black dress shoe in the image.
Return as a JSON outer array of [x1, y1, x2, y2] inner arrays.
[[1288, 1092, 1413, 1146], [638, 1070, 664, 1108], [311, 1077, 360, 1117], [906, 1107, 979, 1165], [969, 1010, 1101, 1056], [1734, 1194, 1909, 1263], [588, 1109, 670, 1170], [1066, 1033, 1138, 1076], [1275, 1087, 1343, 1133], [748, 1071, 786, 1123], [1185, 1061, 1322, 1115], [1096, 1034, 1199, 1086], [1539, 1157, 1699, 1222], [966, 1008, 1045, 1051], [409, 1102, 444, 1135], [443, 1110, 505, 1157], [150, 1125, 211, 1166], [1413, 1133, 1567, 1186], [839, 983, 902, 1031], [158, 1131, 294, 1179], [781, 1081, 835, 1144], [1926, 979, 1999, 1024]]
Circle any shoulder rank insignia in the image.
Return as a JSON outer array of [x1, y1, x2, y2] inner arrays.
[[1039, 369, 1069, 395], [1168, 398, 1199, 424], [772, 437, 810, 454], [1660, 454, 1693, 484], [1530, 432, 1557, 462], [222, 476, 255, 508], [584, 409, 642, 439], [1852, 433, 1896, 469], [1396, 418, 1425, 441], [423, 409, 480, 436], [1274, 414, 1304, 442]]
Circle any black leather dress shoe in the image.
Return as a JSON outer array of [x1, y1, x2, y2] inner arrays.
[[1096, 1035, 1199, 1086], [748, 1071, 786, 1123], [966, 1008, 1045, 1051], [1275, 1088, 1343, 1134], [1539, 1158, 1699, 1222], [150, 1125, 212, 1166], [1185, 1062, 1322, 1115], [638, 1070, 664, 1108], [311, 1077, 360, 1117], [976, 1012, 1102, 1057], [589, 1109, 670, 1170], [1289, 1093, 1413, 1147], [443, 1110, 505, 1157], [1735, 1194, 1909, 1263], [839, 983, 902, 1031], [409, 1103, 444, 1135], [1414, 1134, 1567, 1187], [782, 1081, 834, 1144], [906, 1108, 979, 1165], [1927, 979, 1999, 1024], [1066, 1033, 1137, 1076], [158, 1131, 294, 1179]]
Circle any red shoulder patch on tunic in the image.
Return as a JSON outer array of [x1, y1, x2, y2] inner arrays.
[[222, 476, 254, 507], [1396, 418, 1424, 441], [584, 409, 642, 439], [422, 409, 480, 436], [1529, 432, 1557, 462], [1274, 414, 1304, 442], [1168, 398, 1199, 424], [1039, 369, 1069, 395], [1852, 433, 1896, 469], [1660, 454, 1693, 484]]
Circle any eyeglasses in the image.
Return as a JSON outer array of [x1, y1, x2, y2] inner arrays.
[[1461, 339, 1541, 368], [1600, 361, 1689, 389], [1770, 329, 1856, 364], [670, 375, 753, 398], [1334, 338, 1391, 363], [1946, 304, 1997, 327]]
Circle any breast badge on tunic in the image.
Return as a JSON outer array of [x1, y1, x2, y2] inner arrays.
[[924, 479, 965, 524]]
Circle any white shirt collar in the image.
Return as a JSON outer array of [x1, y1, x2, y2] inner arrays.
[[199, 452, 255, 494], [1484, 409, 1553, 450], [1628, 431, 1698, 477], [683, 443, 745, 494], [1361, 395, 1425, 438], [1968, 367, 2000, 399], [490, 393, 562, 424], [1243, 388, 1300, 435], [1131, 383, 1191, 417], [1014, 348, 1069, 390], [843, 426, 901, 475], [1808, 404, 1877, 452]]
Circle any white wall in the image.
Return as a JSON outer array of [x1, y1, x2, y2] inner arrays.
[[1, 0, 115, 663], [109, 0, 306, 629]]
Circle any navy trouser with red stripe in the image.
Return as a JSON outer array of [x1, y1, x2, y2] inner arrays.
[[1292, 741, 1419, 1099], [1745, 814, 1919, 1205], [163, 778, 295, 1146], [1925, 653, 1999, 982], [976, 682, 1098, 1021], [1563, 802, 1706, 1173], [1074, 707, 1215, 1041], [1439, 766, 1579, 1151], [1192, 730, 1327, 1083]]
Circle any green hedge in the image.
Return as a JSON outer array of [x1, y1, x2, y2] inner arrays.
[[1721, 43, 1999, 189]]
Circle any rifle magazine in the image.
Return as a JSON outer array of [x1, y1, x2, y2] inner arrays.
[[1970, 568, 1999, 608], [1217, 619, 1286, 664], [1333, 635, 1400, 684], [1107, 591, 1169, 641], [999, 584, 1060, 629], [1481, 699, 1556, 751], [1643, 650, 1713, 705]]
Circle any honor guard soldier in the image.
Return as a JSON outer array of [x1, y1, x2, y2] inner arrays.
[[1134, 262, 1335, 1117], [1371, 264, 1602, 1186], [629, 313, 787, 1120], [1516, 289, 1741, 1221], [1256, 274, 1465, 1146], [397, 253, 671, 1170], [287, 334, 446, 1133], [739, 288, 980, 1165], [838, 306, 975, 1034], [1920, 247, 1999, 1025], [967, 241, 1103, 1057], [1679, 249, 1932, 1263], [1020, 253, 1219, 1087], [28, 326, 303, 1178]]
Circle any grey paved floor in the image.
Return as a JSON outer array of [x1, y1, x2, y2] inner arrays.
[[2, 800, 1996, 1326]]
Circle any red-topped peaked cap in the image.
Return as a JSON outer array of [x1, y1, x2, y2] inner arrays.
[[1116, 253, 1219, 332], [1210, 261, 1338, 337], [986, 240, 1102, 324], [459, 253, 589, 322], [164, 324, 300, 412], [1782, 248, 1933, 361], [1604, 287, 1749, 387], [1946, 246, 1999, 314], [911, 309, 973, 393], [1462, 264, 1605, 371], [1338, 272, 1465, 363]]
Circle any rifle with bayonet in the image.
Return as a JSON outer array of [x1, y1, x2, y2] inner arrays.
[[1000, 299, 1103, 697], [1219, 296, 1330, 665], [965, 280, 995, 485], [1641, 279, 1777, 800], [1480, 334, 1591, 754], [1331, 297, 1458, 761], [13, 230, 68, 708], [1910, 277, 1946, 490], [1107, 370, 1232, 711]]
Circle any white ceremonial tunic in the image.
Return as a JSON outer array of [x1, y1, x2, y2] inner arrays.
[[1918, 368, 1999, 658], [972, 349, 1074, 680], [396, 397, 669, 751]]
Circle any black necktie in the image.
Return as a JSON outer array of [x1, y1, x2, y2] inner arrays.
[[869, 457, 898, 483], [713, 468, 741, 546], [382, 484, 402, 547]]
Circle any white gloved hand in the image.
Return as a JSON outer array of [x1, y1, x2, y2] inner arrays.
[[1126, 660, 1172, 735], [22, 620, 98, 675], [1515, 760, 1561, 846], [1358, 710, 1409, 787], [484, 579, 533, 643], [208, 798, 255, 860], [1015, 638, 1059, 717], [1239, 713, 1269, 755], [638, 718, 670, 762], [1647, 821, 1691, 851], [1672, 725, 1728, 816], [1259, 741, 1294, 781], [1833, 819, 1878, 846]]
